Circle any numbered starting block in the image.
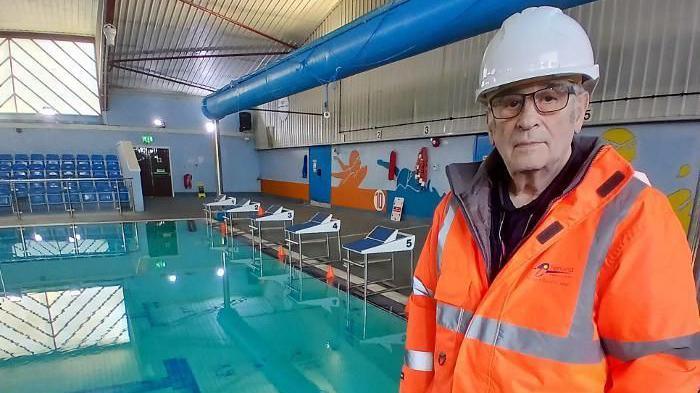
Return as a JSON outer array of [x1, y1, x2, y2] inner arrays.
[[203, 195, 237, 223], [285, 212, 342, 273], [223, 199, 261, 230], [249, 205, 295, 265], [342, 226, 415, 326]]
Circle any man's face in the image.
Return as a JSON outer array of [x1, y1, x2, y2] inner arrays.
[[486, 77, 589, 175]]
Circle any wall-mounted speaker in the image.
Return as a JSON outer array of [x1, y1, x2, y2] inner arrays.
[[239, 111, 252, 132]]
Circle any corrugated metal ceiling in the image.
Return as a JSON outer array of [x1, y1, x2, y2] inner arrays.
[[109, 0, 342, 95]]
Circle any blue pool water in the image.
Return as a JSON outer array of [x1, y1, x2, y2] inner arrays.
[[0, 220, 406, 393]]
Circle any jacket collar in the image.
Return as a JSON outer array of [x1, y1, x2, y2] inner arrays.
[[445, 135, 629, 273]]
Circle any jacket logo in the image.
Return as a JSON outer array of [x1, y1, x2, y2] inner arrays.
[[532, 263, 574, 286]]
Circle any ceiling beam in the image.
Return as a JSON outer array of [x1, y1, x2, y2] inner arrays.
[[114, 44, 284, 57], [175, 0, 298, 50], [111, 50, 290, 63], [105, 0, 116, 24], [110, 63, 216, 92]]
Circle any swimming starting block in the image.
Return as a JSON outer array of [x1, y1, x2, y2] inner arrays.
[[342, 226, 415, 335], [254, 204, 294, 222], [285, 212, 342, 273], [203, 195, 237, 223], [248, 205, 295, 271], [223, 199, 261, 228]]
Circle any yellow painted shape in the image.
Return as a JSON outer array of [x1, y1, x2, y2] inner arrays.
[[602, 127, 637, 162]]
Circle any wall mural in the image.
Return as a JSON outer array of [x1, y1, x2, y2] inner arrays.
[[376, 159, 443, 218], [326, 123, 698, 227], [331, 150, 377, 210], [331, 149, 445, 218], [600, 127, 696, 233]]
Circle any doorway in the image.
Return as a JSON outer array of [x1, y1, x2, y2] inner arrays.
[[309, 145, 331, 205], [135, 147, 173, 197]]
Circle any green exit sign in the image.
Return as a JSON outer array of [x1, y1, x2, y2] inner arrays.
[[142, 135, 154, 144]]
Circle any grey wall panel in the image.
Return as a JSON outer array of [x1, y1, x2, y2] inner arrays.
[[257, 0, 700, 150], [306, 0, 390, 42]]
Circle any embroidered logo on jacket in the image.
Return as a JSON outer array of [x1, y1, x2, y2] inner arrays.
[[532, 263, 574, 286]]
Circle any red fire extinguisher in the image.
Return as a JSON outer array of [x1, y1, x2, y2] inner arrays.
[[414, 148, 428, 188], [184, 173, 193, 189]]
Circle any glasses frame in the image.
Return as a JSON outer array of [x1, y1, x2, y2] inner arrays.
[[488, 84, 577, 120]]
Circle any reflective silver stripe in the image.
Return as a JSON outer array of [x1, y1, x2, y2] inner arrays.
[[436, 302, 473, 335], [466, 316, 604, 363], [465, 177, 646, 364], [412, 276, 433, 297], [404, 350, 434, 371], [569, 177, 647, 342], [602, 332, 700, 361], [437, 200, 456, 274]]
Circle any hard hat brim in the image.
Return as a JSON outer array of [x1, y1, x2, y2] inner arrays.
[[476, 65, 599, 103]]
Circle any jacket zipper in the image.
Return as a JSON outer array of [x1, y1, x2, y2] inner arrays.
[[463, 146, 606, 392], [489, 145, 605, 286]]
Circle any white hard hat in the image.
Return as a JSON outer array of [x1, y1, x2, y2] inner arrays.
[[475, 6, 599, 102]]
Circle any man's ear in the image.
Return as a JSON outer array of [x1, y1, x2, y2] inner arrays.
[[574, 90, 590, 132], [485, 112, 495, 144]]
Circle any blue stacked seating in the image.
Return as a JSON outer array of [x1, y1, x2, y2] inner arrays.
[[12, 170, 28, 198], [77, 169, 91, 178], [46, 181, 64, 207], [12, 162, 27, 172], [0, 183, 10, 209], [46, 154, 60, 164], [29, 168, 44, 179], [14, 154, 29, 166], [76, 154, 90, 166], [107, 161, 120, 171], [92, 161, 105, 171], [29, 182, 47, 210], [46, 168, 60, 178], [30, 154, 44, 165], [80, 180, 98, 204], [65, 176, 81, 204], [0, 152, 127, 213], [96, 180, 113, 203]]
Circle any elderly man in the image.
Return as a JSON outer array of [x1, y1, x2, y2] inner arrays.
[[400, 6, 699, 392]]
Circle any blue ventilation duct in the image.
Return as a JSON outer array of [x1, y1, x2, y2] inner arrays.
[[202, 0, 596, 120]]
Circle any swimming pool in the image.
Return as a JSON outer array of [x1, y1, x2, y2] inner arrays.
[[0, 219, 406, 393]]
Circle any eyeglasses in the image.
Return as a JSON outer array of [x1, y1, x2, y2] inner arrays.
[[489, 84, 576, 119]]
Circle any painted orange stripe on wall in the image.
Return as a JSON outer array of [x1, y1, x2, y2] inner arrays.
[[331, 186, 377, 211], [260, 179, 308, 200]]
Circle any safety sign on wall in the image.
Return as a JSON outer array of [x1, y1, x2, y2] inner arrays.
[[390, 197, 404, 222], [373, 189, 386, 211]]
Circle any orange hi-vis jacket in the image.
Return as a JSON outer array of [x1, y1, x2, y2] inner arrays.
[[400, 137, 699, 392]]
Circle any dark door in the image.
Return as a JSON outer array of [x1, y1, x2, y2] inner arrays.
[[309, 145, 331, 204], [135, 147, 173, 197]]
